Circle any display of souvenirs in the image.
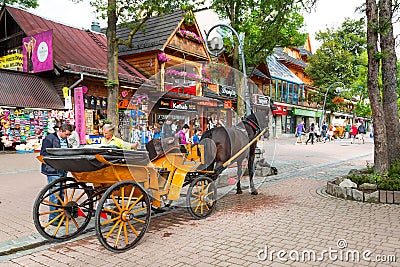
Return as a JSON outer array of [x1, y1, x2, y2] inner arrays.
[[0, 108, 74, 149]]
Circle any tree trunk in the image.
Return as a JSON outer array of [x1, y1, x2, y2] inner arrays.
[[106, 0, 120, 132], [379, 0, 400, 164], [366, 0, 389, 173]]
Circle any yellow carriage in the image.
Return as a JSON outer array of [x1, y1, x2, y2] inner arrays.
[[34, 138, 216, 252]]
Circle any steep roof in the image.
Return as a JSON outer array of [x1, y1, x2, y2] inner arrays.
[[4, 6, 146, 83], [118, 11, 184, 56], [267, 55, 304, 84], [274, 47, 308, 68], [0, 69, 64, 109]]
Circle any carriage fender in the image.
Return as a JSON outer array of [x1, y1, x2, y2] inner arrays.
[[167, 168, 188, 201]]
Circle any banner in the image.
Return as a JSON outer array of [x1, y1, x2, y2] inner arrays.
[[74, 87, 86, 144], [22, 30, 53, 73]]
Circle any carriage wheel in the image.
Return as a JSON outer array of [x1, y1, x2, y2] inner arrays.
[[186, 176, 217, 219], [33, 177, 93, 241], [95, 180, 151, 253]]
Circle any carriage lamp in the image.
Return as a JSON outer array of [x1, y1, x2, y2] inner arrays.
[[204, 24, 252, 116]]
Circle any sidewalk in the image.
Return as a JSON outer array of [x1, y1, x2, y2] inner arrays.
[[2, 137, 397, 266]]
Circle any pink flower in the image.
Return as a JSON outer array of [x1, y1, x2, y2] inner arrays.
[[157, 52, 169, 63], [176, 29, 203, 44]]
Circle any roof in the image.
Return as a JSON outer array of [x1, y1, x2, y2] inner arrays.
[[0, 70, 64, 109], [299, 46, 312, 57], [266, 55, 304, 84], [118, 11, 184, 56], [5, 6, 146, 83], [274, 47, 308, 68]]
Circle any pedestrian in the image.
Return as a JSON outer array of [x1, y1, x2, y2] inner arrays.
[[295, 121, 305, 144], [131, 125, 140, 144], [305, 123, 315, 145], [140, 125, 151, 147], [67, 124, 80, 148], [358, 122, 366, 144], [152, 122, 162, 139], [162, 117, 174, 138], [350, 123, 358, 144], [176, 124, 190, 145], [192, 128, 202, 145], [321, 122, 328, 143], [328, 124, 335, 142], [101, 124, 139, 149], [40, 123, 73, 226]]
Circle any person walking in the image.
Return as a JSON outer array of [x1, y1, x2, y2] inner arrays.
[[305, 123, 315, 145], [67, 124, 80, 148], [40, 123, 73, 225], [350, 123, 358, 144], [192, 128, 202, 145], [321, 122, 328, 143], [358, 122, 367, 144], [162, 117, 174, 138], [176, 124, 190, 145], [295, 121, 305, 144]]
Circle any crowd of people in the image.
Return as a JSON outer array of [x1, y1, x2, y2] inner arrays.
[[296, 120, 369, 145]]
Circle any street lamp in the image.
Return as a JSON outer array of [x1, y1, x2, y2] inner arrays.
[[204, 24, 251, 116], [320, 81, 345, 131]]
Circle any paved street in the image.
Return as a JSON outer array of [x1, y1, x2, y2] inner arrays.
[[1, 136, 399, 266]]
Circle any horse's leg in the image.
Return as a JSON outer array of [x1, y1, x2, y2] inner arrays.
[[248, 145, 258, 195], [236, 161, 243, 194]]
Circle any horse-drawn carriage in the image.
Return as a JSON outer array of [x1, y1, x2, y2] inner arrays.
[[33, 111, 272, 252]]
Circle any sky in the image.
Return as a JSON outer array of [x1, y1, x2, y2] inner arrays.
[[26, 0, 394, 55]]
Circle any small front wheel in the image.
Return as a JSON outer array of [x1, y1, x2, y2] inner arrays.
[[95, 180, 151, 252], [186, 176, 217, 219]]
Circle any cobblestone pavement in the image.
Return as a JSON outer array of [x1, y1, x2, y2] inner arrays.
[[1, 137, 399, 266]]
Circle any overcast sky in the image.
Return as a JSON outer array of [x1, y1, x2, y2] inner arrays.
[[28, 0, 397, 55]]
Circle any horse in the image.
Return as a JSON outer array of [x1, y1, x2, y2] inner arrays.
[[200, 108, 272, 195]]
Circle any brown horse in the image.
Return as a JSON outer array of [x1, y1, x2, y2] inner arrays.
[[200, 109, 271, 195]]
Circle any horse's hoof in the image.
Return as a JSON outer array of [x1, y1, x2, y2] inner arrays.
[[236, 189, 243, 194], [251, 190, 258, 195]]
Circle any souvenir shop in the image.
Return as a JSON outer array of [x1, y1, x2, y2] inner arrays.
[[0, 107, 74, 152]]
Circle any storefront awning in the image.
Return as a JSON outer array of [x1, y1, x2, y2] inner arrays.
[[0, 70, 64, 109]]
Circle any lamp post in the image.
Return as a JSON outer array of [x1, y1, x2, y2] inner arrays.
[[320, 81, 345, 131], [204, 24, 251, 116]]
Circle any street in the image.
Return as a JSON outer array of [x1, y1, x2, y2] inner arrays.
[[0, 136, 399, 266]]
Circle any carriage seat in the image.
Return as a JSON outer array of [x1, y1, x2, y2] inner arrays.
[[145, 137, 181, 161], [44, 147, 150, 172]]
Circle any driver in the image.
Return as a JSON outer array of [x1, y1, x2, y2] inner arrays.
[[101, 124, 139, 150]]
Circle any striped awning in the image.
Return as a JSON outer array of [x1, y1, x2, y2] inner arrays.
[[0, 70, 64, 109]]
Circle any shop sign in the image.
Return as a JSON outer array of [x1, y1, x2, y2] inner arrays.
[[197, 101, 218, 107], [0, 54, 23, 70], [292, 108, 316, 117], [272, 104, 288, 115], [224, 100, 232, 109], [252, 94, 270, 106], [22, 30, 53, 73], [159, 99, 196, 111], [88, 135, 103, 144], [219, 85, 237, 98], [118, 99, 137, 109], [74, 87, 86, 144], [64, 96, 72, 109]]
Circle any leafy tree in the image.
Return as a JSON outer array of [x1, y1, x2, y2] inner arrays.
[[73, 0, 197, 129], [305, 18, 367, 112], [1, 0, 38, 8]]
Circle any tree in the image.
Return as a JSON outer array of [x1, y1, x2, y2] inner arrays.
[[209, 0, 315, 115], [366, 0, 389, 173], [378, 0, 400, 164], [1, 0, 38, 8], [305, 18, 367, 112], [74, 0, 195, 129]]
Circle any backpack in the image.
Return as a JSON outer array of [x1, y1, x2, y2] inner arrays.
[[358, 125, 365, 133]]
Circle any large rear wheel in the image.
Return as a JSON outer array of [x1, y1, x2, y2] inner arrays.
[[95, 180, 151, 252], [33, 177, 93, 241], [186, 176, 217, 219]]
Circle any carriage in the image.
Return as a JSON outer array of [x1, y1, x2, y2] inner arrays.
[[33, 111, 270, 253]]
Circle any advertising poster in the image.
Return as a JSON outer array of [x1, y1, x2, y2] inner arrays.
[[22, 30, 53, 73], [74, 87, 86, 144]]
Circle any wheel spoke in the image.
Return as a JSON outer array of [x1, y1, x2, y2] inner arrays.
[[115, 222, 124, 248], [125, 186, 135, 210], [101, 216, 120, 226], [127, 220, 139, 236], [127, 195, 143, 211], [110, 194, 122, 211], [105, 219, 121, 239], [129, 207, 147, 214]]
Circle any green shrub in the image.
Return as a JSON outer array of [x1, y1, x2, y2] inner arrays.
[[378, 176, 400, 191]]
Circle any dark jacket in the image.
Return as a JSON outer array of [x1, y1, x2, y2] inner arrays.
[[162, 123, 174, 138], [40, 133, 70, 175]]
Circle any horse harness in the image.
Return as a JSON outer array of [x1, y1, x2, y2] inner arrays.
[[243, 116, 261, 136]]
